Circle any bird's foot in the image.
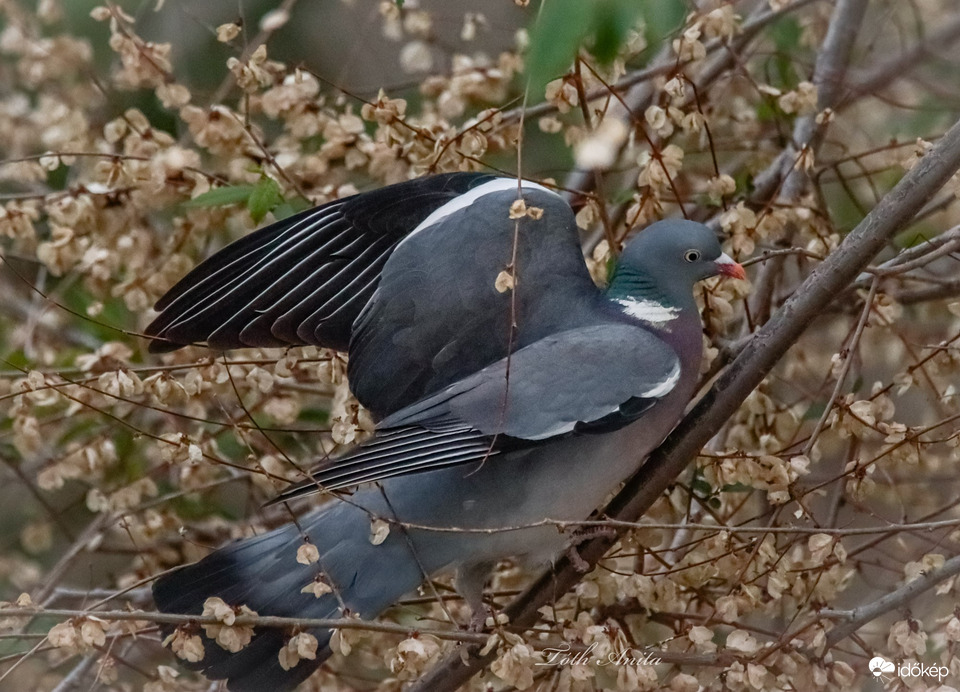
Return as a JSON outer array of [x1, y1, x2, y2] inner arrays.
[[571, 525, 617, 541], [566, 526, 617, 573], [566, 544, 592, 572], [467, 603, 493, 632]]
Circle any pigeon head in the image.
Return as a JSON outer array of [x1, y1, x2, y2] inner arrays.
[[606, 219, 745, 319]]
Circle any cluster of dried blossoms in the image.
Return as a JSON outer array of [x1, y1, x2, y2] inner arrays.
[[0, 1, 959, 690]]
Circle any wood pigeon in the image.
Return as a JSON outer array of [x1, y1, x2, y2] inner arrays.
[[148, 173, 745, 691]]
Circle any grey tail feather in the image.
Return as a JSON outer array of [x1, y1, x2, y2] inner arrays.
[[152, 504, 366, 692], [152, 497, 429, 691], [152, 521, 336, 692]]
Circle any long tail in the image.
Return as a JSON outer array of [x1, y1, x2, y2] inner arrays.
[[153, 498, 427, 691]]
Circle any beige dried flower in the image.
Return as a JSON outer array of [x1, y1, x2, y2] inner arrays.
[[390, 635, 441, 677], [47, 621, 81, 653], [544, 78, 579, 114], [217, 22, 241, 43], [278, 631, 318, 670], [163, 628, 205, 662], [490, 640, 538, 689], [495, 269, 516, 293], [301, 576, 333, 598], [201, 598, 257, 652], [297, 542, 321, 565], [369, 518, 391, 545], [400, 41, 434, 73]]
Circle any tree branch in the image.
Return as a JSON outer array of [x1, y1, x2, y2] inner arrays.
[[821, 551, 960, 647]]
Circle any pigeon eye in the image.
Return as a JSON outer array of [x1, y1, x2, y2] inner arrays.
[[684, 249, 701, 263]]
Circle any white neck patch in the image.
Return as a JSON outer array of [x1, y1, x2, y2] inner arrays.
[[398, 178, 556, 248], [614, 297, 680, 328]]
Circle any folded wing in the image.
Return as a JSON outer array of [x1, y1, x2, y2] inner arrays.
[[271, 324, 680, 502]]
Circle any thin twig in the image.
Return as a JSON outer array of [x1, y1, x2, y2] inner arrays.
[[802, 277, 878, 457], [209, 0, 301, 105]]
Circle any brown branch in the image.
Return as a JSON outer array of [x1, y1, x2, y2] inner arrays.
[[0, 607, 491, 644], [0, 605, 726, 673], [318, 514, 960, 538], [896, 277, 960, 304]]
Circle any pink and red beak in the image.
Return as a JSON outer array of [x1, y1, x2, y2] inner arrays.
[[715, 252, 746, 280]]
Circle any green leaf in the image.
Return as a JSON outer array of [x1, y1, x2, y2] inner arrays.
[[770, 19, 802, 90], [591, 0, 644, 64], [46, 160, 70, 191], [2, 348, 30, 371], [298, 407, 331, 424], [771, 16, 801, 52], [604, 253, 618, 283], [183, 185, 256, 209], [641, 0, 686, 49], [692, 475, 713, 498], [182, 179, 286, 223], [773, 54, 798, 90], [755, 99, 778, 123], [526, 0, 678, 100], [272, 197, 312, 221], [247, 176, 283, 223], [525, 0, 593, 96], [803, 401, 827, 420]]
